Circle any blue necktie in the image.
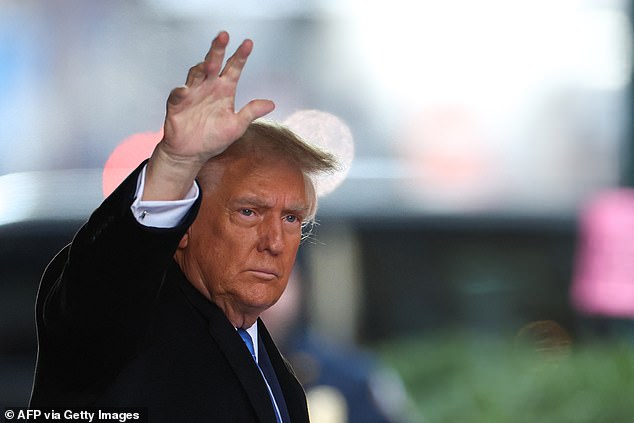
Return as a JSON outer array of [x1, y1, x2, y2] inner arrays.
[[237, 329, 283, 423]]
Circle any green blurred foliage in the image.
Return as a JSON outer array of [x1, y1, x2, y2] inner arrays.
[[379, 333, 634, 423]]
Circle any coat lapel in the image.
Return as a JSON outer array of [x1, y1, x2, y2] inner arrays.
[[173, 264, 277, 422], [258, 321, 310, 422]]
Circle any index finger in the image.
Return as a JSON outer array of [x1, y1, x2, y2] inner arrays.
[[219, 38, 254, 82]]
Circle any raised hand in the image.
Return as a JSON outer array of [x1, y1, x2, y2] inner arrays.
[[144, 31, 275, 200]]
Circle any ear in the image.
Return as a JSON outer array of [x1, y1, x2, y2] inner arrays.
[[177, 229, 190, 249]]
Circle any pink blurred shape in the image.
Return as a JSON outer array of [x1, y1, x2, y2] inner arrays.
[[102, 130, 162, 197], [571, 188, 634, 318]]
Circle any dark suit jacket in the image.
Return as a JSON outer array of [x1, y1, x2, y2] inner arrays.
[[29, 163, 309, 423]]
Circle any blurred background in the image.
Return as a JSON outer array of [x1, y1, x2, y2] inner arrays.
[[1, 0, 634, 421]]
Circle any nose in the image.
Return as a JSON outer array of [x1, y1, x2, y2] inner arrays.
[[257, 216, 285, 255]]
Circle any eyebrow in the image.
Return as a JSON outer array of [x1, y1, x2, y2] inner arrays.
[[231, 195, 309, 214], [231, 195, 271, 209]]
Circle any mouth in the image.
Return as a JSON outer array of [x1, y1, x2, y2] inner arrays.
[[247, 269, 279, 281]]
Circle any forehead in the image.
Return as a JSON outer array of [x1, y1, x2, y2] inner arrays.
[[211, 156, 308, 206]]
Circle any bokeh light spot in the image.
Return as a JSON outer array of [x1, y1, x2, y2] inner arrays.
[[283, 110, 354, 197]]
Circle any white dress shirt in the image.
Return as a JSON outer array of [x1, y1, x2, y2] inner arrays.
[[130, 165, 199, 229]]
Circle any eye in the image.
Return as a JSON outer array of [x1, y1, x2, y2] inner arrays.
[[240, 208, 255, 217], [284, 214, 299, 224]]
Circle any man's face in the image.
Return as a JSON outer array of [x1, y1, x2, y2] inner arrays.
[[178, 155, 308, 324]]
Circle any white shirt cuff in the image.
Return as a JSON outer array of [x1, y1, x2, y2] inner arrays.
[[130, 165, 199, 228]]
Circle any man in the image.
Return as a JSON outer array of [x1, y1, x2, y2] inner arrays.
[[30, 31, 336, 423]]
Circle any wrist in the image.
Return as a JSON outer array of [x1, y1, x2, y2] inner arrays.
[[143, 144, 202, 201]]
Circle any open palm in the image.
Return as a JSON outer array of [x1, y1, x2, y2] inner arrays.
[[143, 31, 275, 201], [162, 31, 274, 164]]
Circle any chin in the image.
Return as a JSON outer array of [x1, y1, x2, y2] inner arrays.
[[240, 291, 282, 313]]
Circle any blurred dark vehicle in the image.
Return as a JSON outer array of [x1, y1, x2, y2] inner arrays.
[[0, 169, 103, 405]]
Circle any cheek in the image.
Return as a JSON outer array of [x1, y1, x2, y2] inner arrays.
[[204, 217, 249, 251], [206, 230, 259, 276], [281, 238, 301, 270], [193, 227, 239, 270]]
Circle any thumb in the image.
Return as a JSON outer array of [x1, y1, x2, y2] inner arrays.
[[237, 99, 276, 125], [167, 86, 188, 107]]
